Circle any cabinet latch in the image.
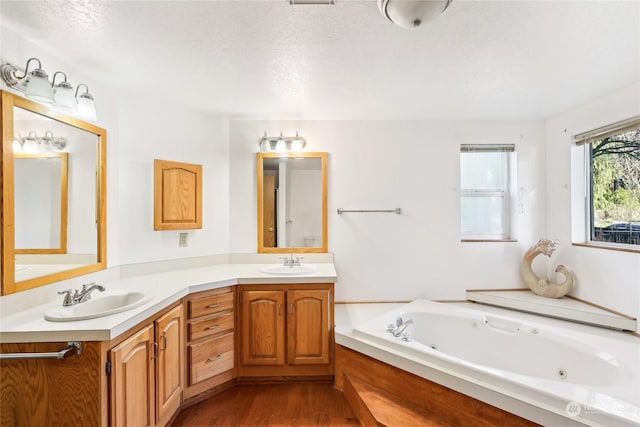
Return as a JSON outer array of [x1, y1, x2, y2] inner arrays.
[[105, 361, 112, 376]]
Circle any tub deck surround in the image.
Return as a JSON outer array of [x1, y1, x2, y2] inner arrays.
[[466, 288, 638, 331], [335, 301, 640, 427], [0, 262, 337, 343]]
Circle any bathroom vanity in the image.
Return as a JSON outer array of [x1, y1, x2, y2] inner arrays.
[[0, 262, 337, 427]]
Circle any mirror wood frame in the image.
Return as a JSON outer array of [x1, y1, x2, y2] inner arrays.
[[14, 152, 69, 254], [257, 152, 327, 253], [1, 90, 107, 295]]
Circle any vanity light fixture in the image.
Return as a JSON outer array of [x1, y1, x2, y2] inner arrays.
[[52, 71, 77, 114], [378, 0, 453, 29], [1, 57, 98, 120], [12, 130, 66, 153], [258, 131, 307, 152], [1, 57, 55, 103], [75, 84, 97, 121], [12, 132, 24, 153]]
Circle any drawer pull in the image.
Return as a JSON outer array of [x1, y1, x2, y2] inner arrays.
[[207, 303, 221, 309], [206, 354, 222, 363], [205, 324, 220, 330]]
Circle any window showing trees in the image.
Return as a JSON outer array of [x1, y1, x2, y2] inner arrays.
[[589, 127, 640, 246]]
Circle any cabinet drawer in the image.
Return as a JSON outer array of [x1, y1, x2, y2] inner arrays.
[[188, 311, 234, 341], [189, 332, 234, 385], [188, 291, 234, 319]]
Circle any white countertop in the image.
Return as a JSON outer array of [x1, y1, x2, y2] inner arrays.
[[0, 262, 337, 343]]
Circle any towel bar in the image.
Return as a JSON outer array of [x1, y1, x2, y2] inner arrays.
[[0, 341, 82, 360], [337, 208, 402, 215]]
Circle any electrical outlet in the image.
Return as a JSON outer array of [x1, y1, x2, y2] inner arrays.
[[179, 233, 188, 247]]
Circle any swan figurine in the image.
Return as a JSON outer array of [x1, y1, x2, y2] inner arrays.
[[521, 239, 574, 298]]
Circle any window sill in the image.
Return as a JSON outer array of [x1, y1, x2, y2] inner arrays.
[[461, 239, 518, 243], [572, 242, 640, 254]]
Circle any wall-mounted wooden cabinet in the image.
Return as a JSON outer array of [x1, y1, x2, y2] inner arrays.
[[153, 159, 202, 230], [238, 284, 334, 378]]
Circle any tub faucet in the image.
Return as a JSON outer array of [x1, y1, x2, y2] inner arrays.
[[58, 282, 106, 307], [392, 318, 414, 337]]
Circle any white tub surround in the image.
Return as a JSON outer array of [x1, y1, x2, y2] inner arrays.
[[0, 261, 337, 344], [466, 289, 638, 331], [336, 300, 640, 427]]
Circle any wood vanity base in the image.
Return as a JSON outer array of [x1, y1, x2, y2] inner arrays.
[[0, 341, 106, 427], [335, 345, 538, 427]]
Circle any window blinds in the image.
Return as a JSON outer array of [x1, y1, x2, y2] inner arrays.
[[460, 144, 515, 152], [574, 115, 640, 146]]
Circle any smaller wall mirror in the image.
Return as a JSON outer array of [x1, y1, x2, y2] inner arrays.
[[257, 152, 327, 253], [14, 152, 68, 253]]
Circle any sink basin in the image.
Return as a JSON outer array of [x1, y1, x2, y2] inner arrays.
[[44, 292, 148, 322], [260, 265, 318, 275]]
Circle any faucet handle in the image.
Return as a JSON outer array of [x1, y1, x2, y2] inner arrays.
[[57, 289, 74, 306], [81, 282, 96, 291]]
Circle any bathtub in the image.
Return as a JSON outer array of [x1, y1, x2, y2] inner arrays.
[[340, 299, 640, 427]]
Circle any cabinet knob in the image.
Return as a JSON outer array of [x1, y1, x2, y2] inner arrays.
[[206, 303, 220, 309], [205, 324, 220, 330]]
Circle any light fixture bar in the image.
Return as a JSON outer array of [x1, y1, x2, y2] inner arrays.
[[1, 56, 98, 120], [259, 131, 307, 152]]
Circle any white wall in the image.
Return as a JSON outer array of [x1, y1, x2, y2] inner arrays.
[[115, 97, 229, 265], [230, 120, 547, 301], [545, 82, 640, 327]]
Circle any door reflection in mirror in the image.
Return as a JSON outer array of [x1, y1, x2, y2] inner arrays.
[[262, 157, 322, 248]]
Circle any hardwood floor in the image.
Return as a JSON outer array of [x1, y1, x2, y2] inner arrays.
[[170, 383, 361, 426]]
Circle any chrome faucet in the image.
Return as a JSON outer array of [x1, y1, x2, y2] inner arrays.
[[281, 254, 303, 267], [388, 317, 414, 337], [58, 282, 106, 307]]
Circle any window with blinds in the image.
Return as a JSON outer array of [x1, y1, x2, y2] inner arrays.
[[460, 144, 515, 240], [574, 117, 640, 247]]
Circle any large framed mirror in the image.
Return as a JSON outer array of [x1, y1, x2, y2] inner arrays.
[[1, 91, 107, 295], [257, 152, 327, 253]]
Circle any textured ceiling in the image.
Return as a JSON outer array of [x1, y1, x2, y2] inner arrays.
[[1, 0, 638, 120]]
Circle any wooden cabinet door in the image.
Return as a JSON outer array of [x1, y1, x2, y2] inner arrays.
[[241, 290, 285, 366], [287, 289, 330, 365], [110, 324, 155, 427], [153, 159, 202, 230], [155, 305, 183, 427]]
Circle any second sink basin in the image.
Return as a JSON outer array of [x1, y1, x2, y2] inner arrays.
[[44, 292, 148, 322], [260, 265, 318, 275]]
